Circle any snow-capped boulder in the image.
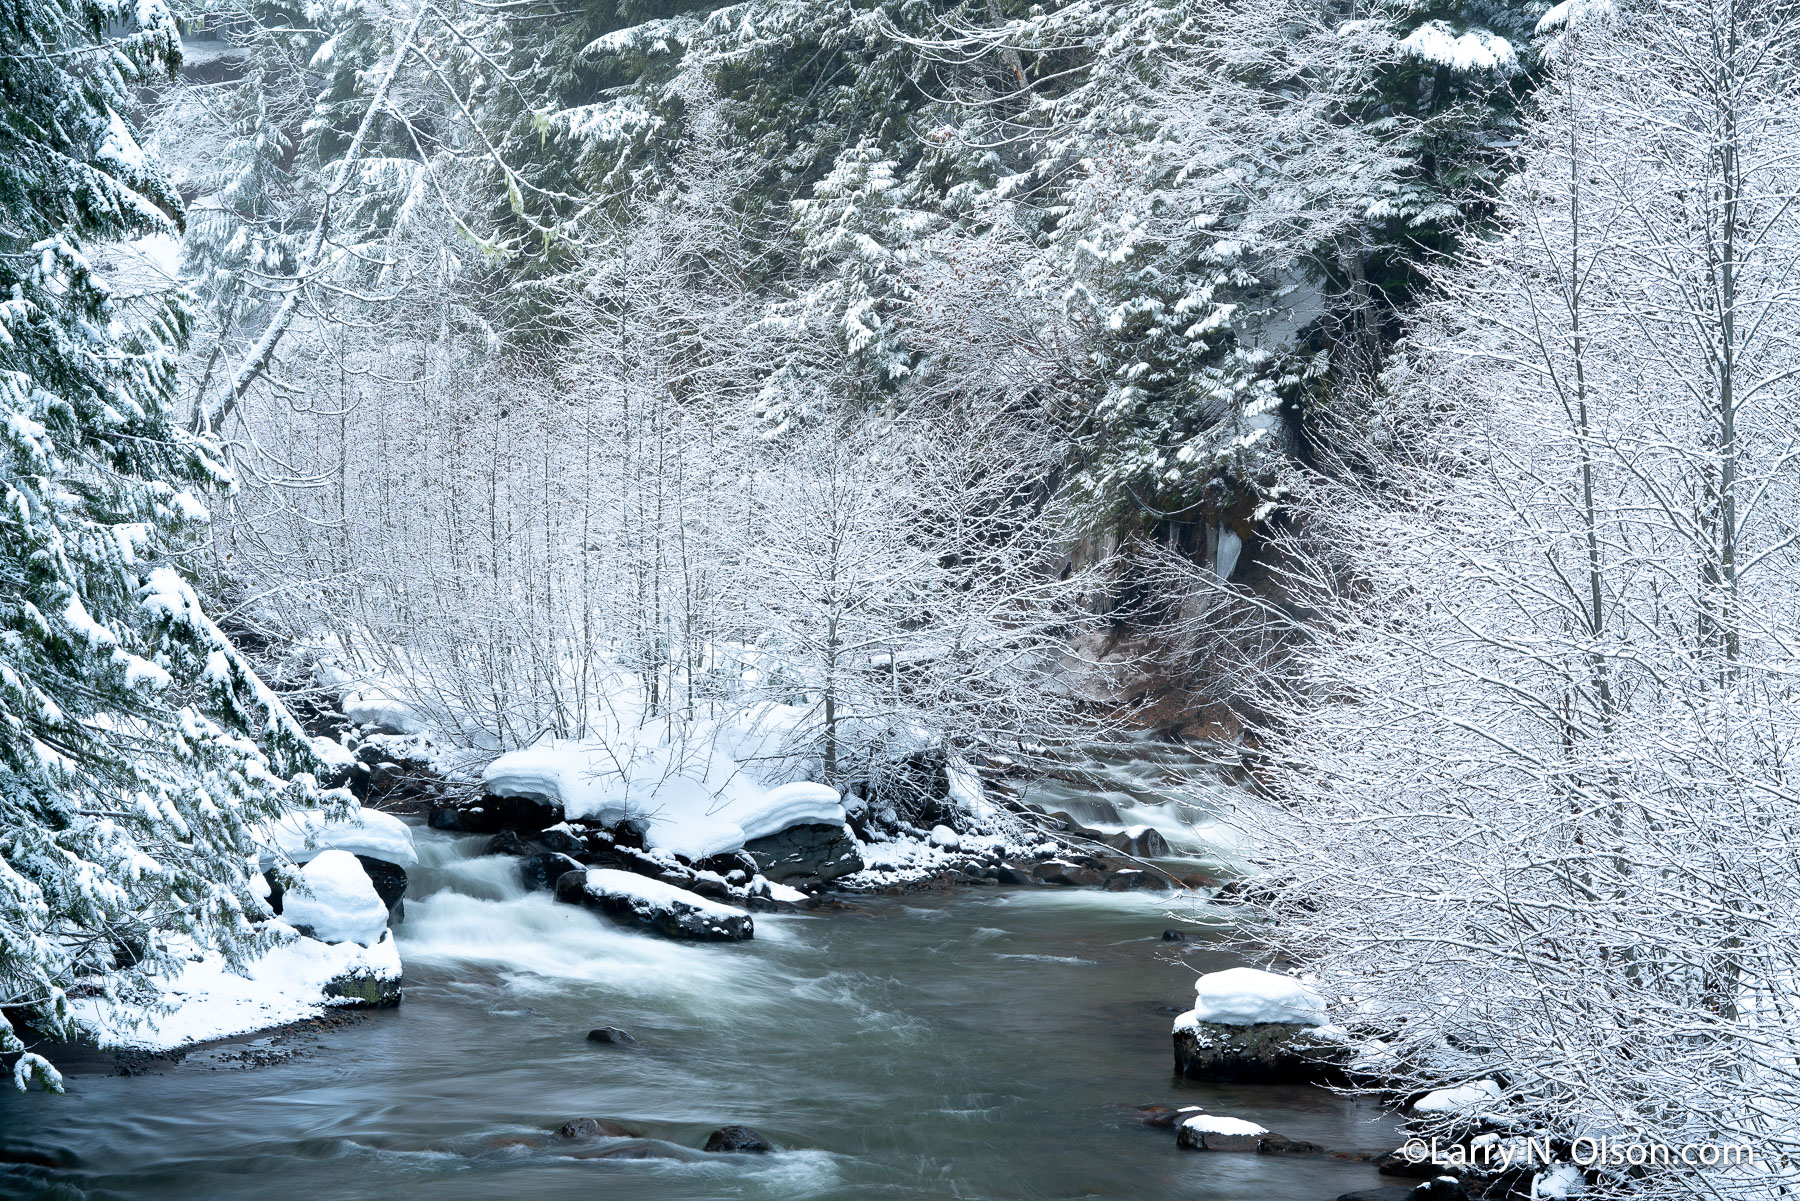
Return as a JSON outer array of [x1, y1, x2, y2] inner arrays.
[[555, 868, 753, 941], [262, 806, 417, 869], [1173, 968, 1344, 1084], [1176, 1113, 1269, 1152], [283, 850, 392, 946]]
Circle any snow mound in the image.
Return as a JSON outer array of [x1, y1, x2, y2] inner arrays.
[[1183, 967, 1327, 1027], [1413, 1078, 1503, 1114], [482, 712, 845, 859], [282, 850, 391, 946], [74, 928, 401, 1052], [1179, 1114, 1269, 1137], [261, 805, 417, 868]]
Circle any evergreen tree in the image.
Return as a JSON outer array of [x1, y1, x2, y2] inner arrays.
[[1, 0, 315, 1090]]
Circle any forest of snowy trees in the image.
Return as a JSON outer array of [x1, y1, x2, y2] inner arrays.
[[6, 0, 1800, 1194]]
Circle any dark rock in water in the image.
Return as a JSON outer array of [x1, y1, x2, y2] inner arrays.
[[430, 794, 562, 835], [355, 856, 408, 921], [323, 963, 402, 1007], [1376, 1149, 1448, 1178], [1176, 1123, 1263, 1152], [577, 1141, 688, 1161], [992, 862, 1035, 886], [1043, 810, 1109, 841], [1105, 826, 1171, 857], [1103, 869, 1170, 892], [1032, 859, 1104, 887], [702, 1125, 774, 1153], [1258, 1133, 1325, 1155], [1134, 1104, 1204, 1129], [557, 1118, 642, 1139], [743, 823, 863, 883], [555, 868, 754, 941], [1409, 1180, 1470, 1201], [586, 1026, 637, 1046], [521, 852, 585, 893], [1162, 929, 1199, 942], [482, 830, 531, 857], [1337, 1190, 1417, 1201], [539, 824, 587, 858], [1174, 1020, 1346, 1085]]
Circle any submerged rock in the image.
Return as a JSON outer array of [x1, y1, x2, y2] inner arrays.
[[520, 851, 584, 892], [481, 830, 532, 857], [702, 1125, 774, 1153], [586, 1026, 637, 1046], [555, 868, 754, 941], [557, 1118, 642, 1139], [1102, 869, 1169, 892]]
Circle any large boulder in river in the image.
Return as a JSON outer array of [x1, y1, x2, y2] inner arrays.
[[1173, 967, 1345, 1084], [354, 854, 408, 922], [742, 822, 862, 883], [555, 868, 753, 941], [703, 1125, 774, 1153]]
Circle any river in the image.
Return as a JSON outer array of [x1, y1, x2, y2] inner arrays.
[[0, 759, 1399, 1201]]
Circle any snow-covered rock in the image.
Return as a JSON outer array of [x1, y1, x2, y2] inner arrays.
[[73, 927, 402, 1051], [260, 805, 416, 869], [1184, 967, 1327, 1026], [555, 868, 754, 941], [1176, 1113, 1270, 1151], [282, 850, 391, 946], [482, 729, 846, 860], [1172, 968, 1339, 1084], [1413, 1078, 1503, 1115], [929, 824, 960, 848]]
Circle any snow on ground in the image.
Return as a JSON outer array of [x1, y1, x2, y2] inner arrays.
[[73, 926, 401, 1052], [482, 705, 845, 859], [1176, 967, 1327, 1027], [1413, 1079, 1503, 1114], [282, 851, 391, 945], [260, 805, 417, 868]]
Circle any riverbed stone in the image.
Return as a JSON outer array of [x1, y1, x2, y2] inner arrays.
[[1173, 1019, 1345, 1085], [586, 1026, 637, 1046], [702, 1125, 774, 1153], [1102, 869, 1170, 892], [520, 851, 584, 892], [555, 868, 754, 941], [1105, 826, 1171, 857], [742, 822, 863, 883], [539, 824, 587, 858], [1033, 859, 1105, 887], [481, 830, 532, 857], [557, 1118, 642, 1139]]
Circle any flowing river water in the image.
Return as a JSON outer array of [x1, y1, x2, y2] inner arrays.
[[0, 753, 1400, 1201]]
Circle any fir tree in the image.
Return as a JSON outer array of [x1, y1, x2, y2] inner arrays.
[[1, 0, 316, 1089]]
